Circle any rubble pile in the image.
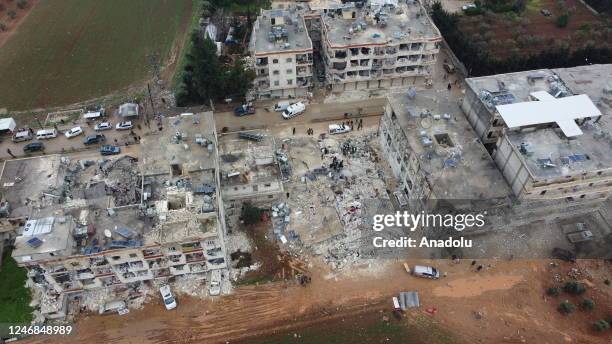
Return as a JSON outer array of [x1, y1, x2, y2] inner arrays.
[[280, 134, 394, 270]]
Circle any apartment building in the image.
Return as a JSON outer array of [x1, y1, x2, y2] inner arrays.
[[319, 0, 442, 92], [378, 90, 511, 211], [463, 65, 612, 201], [249, 9, 314, 99]]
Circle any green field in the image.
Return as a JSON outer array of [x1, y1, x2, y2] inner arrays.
[[0, 0, 193, 111], [0, 249, 33, 323]]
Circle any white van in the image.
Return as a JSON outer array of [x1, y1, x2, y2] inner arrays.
[[281, 102, 306, 119], [273, 101, 291, 112], [12, 130, 33, 142], [36, 129, 57, 140], [412, 265, 440, 279]]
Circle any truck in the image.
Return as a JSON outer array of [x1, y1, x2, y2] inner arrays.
[[234, 103, 256, 116]]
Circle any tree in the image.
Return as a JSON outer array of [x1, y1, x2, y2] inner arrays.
[[7, 10, 17, 19], [592, 320, 610, 332], [556, 14, 569, 28], [564, 281, 586, 295], [558, 301, 576, 314], [547, 287, 560, 297], [16, 0, 27, 9], [220, 58, 255, 100], [580, 299, 595, 311], [241, 202, 264, 226]]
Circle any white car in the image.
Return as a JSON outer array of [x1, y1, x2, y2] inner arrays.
[[209, 270, 221, 296], [65, 127, 83, 138], [116, 121, 133, 130], [159, 285, 177, 310], [95, 121, 112, 131], [281, 101, 306, 119], [462, 3, 476, 10], [328, 124, 351, 135]]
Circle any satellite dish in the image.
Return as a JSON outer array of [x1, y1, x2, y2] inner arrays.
[[104, 229, 112, 238]]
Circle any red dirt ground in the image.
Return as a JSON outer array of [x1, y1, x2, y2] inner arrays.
[[458, 0, 612, 58]]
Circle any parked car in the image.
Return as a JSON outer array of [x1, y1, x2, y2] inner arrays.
[[83, 134, 106, 145], [12, 130, 33, 142], [234, 103, 256, 116], [65, 127, 83, 138], [411, 265, 440, 279], [282, 101, 306, 119], [100, 145, 121, 155], [328, 124, 351, 135], [209, 270, 221, 296], [116, 121, 133, 130], [159, 285, 177, 310], [23, 142, 44, 153], [95, 121, 112, 131], [462, 3, 476, 10]]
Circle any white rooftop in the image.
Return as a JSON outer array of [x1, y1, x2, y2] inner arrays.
[[495, 93, 602, 137]]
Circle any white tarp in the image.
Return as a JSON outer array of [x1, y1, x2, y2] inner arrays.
[[495, 94, 602, 137], [118, 103, 139, 118], [0, 117, 16, 132]]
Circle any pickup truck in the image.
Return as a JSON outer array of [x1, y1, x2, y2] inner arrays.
[[234, 103, 256, 116]]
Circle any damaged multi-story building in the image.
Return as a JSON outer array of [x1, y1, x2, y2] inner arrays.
[[5, 112, 229, 321], [217, 131, 285, 230], [249, 8, 314, 99], [379, 89, 512, 211], [317, 0, 442, 92], [250, 0, 442, 98], [462, 64, 612, 202]]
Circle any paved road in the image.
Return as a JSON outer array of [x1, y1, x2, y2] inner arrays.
[[214, 98, 387, 132]]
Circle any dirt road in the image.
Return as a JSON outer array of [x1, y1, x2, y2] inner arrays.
[[23, 259, 611, 344]]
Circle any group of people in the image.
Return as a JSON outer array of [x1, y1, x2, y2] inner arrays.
[[341, 118, 364, 131]]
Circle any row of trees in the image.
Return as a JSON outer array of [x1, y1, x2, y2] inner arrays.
[[175, 1, 255, 107], [431, 2, 612, 77]]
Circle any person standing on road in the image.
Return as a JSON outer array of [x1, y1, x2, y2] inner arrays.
[[447, 83, 452, 91], [292, 127, 295, 135], [7, 149, 15, 159], [29, 127, 34, 134]]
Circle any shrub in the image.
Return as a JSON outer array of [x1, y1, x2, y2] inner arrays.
[[0, 4, 5, 11], [556, 14, 569, 28], [558, 301, 576, 314], [464, 7, 485, 16], [547, 287, 561, 297], [581, 299, 595, 310], [16, 0, 27, 9], [7, 10, 17, 19], [564, 281, 586, 295], [604, 279, 610, 286], [241, 202, 265, 226], [0, 23, 6, 32], [592, 319, 610, 332]]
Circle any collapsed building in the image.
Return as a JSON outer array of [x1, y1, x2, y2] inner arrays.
[[462, 65, 612, 202], [5, 112, 228, 321], [217, 131, 284, 230], [250, 0, 442, 98]]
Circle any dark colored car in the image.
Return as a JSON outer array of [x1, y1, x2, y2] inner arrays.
[[83, 134, 106, 145], [100, 145, 121, 155], [234, 104, 255, 116], [23, 142, 44, 153]]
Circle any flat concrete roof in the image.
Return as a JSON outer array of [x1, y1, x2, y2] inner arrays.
[[321, 1, 441, 47], [388, 90, 511, 200], [465, 65, 612, 179], [12, 216, 73, 259], [141, 112, 218, 176], [218, 131, 280, 186], [250, 8, 313, 54], [506, 126, 612, 180]]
